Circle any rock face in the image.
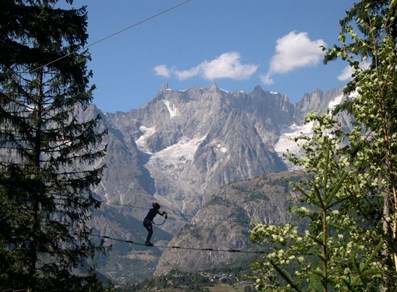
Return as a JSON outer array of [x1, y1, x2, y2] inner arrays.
[[154, 171, 304, 276], [95, 85, 345, 216], [89, 84, 347, 283], [96, 84, 298, 217]]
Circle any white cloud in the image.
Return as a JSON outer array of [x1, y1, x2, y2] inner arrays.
[[261, 31, 326, 84], [337, 65, 354, 81], [201, 52, 258, 80], [337, 61, 371, 81], [260, 73, 274, 85], [154, 65, 171, 78], [174, 66, 201, 80], [154, 52, 258, 81]]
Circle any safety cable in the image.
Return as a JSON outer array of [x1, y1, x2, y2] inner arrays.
[[91, 234, 265, 254], [30, 0, 193, 73]]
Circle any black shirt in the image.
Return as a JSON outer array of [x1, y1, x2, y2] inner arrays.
[[145, 208, 159, 221]]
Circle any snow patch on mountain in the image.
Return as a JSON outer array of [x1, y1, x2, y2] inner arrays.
[[328, 94, 344, 110], [275, 92, 345, 167], [162, 99, 179, 118], [149, 135, 207, 168], [136, 126, 156, 153], [274, 121, 314, 156], [217, 144, 228, 153]]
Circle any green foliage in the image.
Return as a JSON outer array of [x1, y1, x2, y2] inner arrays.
[[325, 0, 397, 281], [250, 1, 397, 290], [120, 270, 211, 291], [207, 195, 232, 206], [245, 190, 269, 202], [0, 0, 107, 290], [118, 269, 255, 292], [250, 115, 386, 291]]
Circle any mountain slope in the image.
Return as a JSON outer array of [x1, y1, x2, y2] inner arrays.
[[96, 84, 295, 217], [89, 84, 346, 283], [154, 171, 304, 276]]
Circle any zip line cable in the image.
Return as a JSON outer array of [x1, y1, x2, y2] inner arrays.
[[92, 203, 267, 255], [91, 234, 266, 254], [30, 0, 193, 73]]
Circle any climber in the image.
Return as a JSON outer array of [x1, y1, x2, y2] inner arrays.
[[143, 202, 167, 246]]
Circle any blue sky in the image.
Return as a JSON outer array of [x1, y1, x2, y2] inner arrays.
[[72, 0, 356, 113]]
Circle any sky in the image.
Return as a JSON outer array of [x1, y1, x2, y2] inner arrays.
[[71, 0, 357, 113]]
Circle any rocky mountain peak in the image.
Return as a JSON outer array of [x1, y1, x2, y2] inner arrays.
[[294, 87, 345, 122], [95, 85, 345, 214], [160, 82, 169, 92], [252, 84, 264, 95], [96, 84, 302, 216], [91, 84, 347, 283], [208, 81, 219, 91]]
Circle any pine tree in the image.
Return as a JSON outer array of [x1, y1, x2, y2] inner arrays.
[[0, 0, 107, 290]]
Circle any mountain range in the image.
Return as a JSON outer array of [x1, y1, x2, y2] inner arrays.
[[89, 83, 346, 284]]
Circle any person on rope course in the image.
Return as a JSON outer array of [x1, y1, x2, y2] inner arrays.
[[143, 202, 167, 246]]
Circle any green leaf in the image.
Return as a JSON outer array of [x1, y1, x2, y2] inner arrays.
[[359, 239, 383, 273], [313, 184, 325, 209], [307, 234, 323, 245], [325, 171, 349, 206], [269, 259, 302, 292]]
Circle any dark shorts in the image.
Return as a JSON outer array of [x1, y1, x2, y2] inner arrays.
[[143, 218, 152, 230]]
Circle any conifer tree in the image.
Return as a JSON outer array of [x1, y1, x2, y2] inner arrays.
[[0, 0, 107, 290]]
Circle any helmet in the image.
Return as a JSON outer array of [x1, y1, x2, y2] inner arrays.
[[152, 202, 160, 209]]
